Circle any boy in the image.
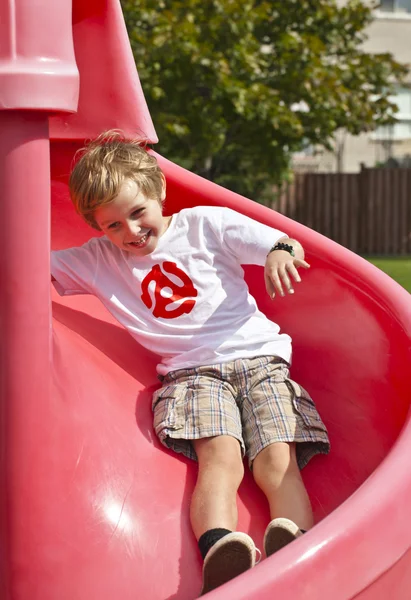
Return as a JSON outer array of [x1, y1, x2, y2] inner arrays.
[[51, 131, 329, 595]]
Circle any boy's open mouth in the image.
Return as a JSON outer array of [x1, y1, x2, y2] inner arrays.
[[127, 231, 151, 249]]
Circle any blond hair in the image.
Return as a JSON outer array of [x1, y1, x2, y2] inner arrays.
[[69, 130, 164, 230]]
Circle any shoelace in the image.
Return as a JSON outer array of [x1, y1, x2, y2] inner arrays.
[[255, 547, 262, 565]]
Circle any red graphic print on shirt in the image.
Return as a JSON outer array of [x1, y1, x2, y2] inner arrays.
[[141, 262, 198, 319]]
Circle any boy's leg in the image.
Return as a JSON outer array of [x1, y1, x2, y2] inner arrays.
[[191, 435, 257, 595], [239, 358, 330, 555], [191, 434, 244, 539], [253, 441, 313, 557], [252, 441, 313, 531]]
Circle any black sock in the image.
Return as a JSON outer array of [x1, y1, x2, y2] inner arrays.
[[198, 528, 232, 559], [300, 529, 307, 534]]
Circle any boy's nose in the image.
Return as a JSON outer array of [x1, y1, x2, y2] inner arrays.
[[125, 221, 141, 238]]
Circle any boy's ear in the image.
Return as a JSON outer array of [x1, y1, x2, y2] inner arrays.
[[160, 173, 166, 201]]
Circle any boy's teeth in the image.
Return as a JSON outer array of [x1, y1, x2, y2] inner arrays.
[[131, 233, 148, 246]]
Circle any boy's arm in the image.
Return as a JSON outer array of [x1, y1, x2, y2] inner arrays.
[[50, 243, 97, 296], [216, 208, 310, 298], [264, 237, 310, 299]]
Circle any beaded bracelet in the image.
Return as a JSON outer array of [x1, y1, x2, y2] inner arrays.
[[267, 242, 295, 257]]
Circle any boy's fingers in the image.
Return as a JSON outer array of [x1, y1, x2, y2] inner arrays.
[[266, 258, 310, 299], [287, 263, 302, 283], [279, 266, 293, 294], [271, 269, 285, 297], [295, 259, 310, 269], [264, 273, 275, 298]]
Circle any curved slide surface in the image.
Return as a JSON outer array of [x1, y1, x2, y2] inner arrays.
[[2, 1, 411, 599]]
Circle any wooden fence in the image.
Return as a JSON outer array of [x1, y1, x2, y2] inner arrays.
[[271, 168, 411, 255]]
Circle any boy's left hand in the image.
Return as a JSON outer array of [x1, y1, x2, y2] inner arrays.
[[264, 250, 310, 299]]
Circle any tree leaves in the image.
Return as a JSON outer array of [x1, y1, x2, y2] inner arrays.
[[121, 0, 408, 199]]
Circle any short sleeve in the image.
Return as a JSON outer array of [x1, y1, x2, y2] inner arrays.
[[51, 240, 101, 296], [220, 208, 287, 266]]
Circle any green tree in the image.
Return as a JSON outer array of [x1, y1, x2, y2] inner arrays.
[[121, 0, 408, 200]]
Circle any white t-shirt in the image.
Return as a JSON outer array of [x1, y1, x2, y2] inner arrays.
[[51, 206, 292, 374]]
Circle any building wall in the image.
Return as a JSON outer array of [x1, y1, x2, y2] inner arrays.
[[347, 11, 411, 171], [293, 4, 411, 173]]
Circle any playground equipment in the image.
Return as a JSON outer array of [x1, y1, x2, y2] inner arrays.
[[1, 1, 411, 598]]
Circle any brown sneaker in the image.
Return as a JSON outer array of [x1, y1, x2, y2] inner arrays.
[[200, 532, 258, 596], [263, 518, 303, 557]]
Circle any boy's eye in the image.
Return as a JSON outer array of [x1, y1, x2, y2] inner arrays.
[[107, 222, 120, 229], [131, 208, 144, 218]]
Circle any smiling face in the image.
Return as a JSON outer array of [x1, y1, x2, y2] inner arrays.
[[94, 178, 170, 256]]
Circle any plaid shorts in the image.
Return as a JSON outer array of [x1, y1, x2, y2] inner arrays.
[[152, 356, 330, 469]]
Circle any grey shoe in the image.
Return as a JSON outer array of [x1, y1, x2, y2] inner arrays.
[[263, 518, 303, 557], [200, 532, 258, 596]]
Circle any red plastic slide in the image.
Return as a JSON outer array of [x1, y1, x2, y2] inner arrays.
[[1, 1, 411, 599]]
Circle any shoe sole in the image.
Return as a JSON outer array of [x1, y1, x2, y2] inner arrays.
[[201, 535, 255, 595], [264, 526, 297, 557]]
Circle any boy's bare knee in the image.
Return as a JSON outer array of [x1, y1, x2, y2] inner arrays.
[[253, 442, 299, 485], [193, 435, 244, 481]]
